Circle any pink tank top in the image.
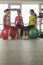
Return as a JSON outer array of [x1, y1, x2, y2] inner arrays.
[[15, 16, 23, 25]]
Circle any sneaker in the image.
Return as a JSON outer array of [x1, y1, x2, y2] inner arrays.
[[22, 36, 25, 39], [25, 36, 28, 40], [8, 36, 12, 40]]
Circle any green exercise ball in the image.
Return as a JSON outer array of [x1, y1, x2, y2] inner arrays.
[[29, 28, 39, 39]]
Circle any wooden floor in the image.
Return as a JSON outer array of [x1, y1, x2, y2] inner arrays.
[[0, 38, 43, 65]]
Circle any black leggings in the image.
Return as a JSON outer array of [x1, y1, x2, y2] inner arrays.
[[16, 24, 35, 31]]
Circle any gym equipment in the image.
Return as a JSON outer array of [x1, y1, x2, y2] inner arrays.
[[38, 13, 43, 18], [38, 12, 43, 38], [1, 29, 8, 39], [29, 28, 39, 39], [10, 29, 16, 39], [39, 33, 43, 38]]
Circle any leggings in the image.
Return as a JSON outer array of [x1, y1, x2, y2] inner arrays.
[[16, 24, 35, 31]]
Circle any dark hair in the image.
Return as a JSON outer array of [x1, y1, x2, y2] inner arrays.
[[17, 9, 21, 13], [34, 13, 37, 17], [4, 9, 9, 13], [30, 9, 34, 13]]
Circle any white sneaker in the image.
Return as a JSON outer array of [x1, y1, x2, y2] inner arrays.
[[8, 36, 12, 40], [25, 36, 28, 40]]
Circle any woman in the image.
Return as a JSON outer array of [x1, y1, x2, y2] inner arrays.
[[22, 9, 37, 39], [3, 9, 11, 37], [15, 9, 24, 38]]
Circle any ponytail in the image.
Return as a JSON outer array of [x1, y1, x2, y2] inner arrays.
[[34, 13, 37, 17]]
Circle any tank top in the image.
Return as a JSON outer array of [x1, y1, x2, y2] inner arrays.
[[29, 15, 35, 25], [5, 15, 10, 26], [15, 16, 23, 25]]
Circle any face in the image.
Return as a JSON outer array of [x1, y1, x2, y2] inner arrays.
[[6, 10, 10, 15], [17, 11, 21, 16], [30, 11, 33, 15]]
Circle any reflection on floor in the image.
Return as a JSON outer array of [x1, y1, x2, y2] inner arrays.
[[0, 38, 43, 65]]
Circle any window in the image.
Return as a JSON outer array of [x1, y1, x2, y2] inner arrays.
[[10, 5, 20, 9], [0, 25, 3, 34], [10, 4, 21, 26], [0, 4, 8, 33], [11, 11, 17, 26], [0, 4, 8, 24], [41, 5, 43, 9]]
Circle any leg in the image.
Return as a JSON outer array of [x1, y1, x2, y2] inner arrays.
[[16, 28, 21, 38], [16, 29, 19, 38], [24, 30, 29, 40], [22, 26, 29, 39], [8, 29, 11, 36], [20, 30, 23, 37], [8, 28, 12, 39], [25, 31, 28, 36], [22, 31, 26, 39], [23, 31, 26, 37], [24, 26, 29, 39], [18, 29, 21, 38]]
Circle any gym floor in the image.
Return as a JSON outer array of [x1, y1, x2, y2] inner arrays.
[[0, 38, 43, 65]]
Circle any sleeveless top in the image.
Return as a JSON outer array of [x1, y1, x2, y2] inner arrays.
[[15, 16, 23, 25], [29, 15, 35, 25], [5, 15, 10, 26]]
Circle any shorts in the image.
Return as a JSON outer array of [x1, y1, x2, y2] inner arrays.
[[16, 24, 22, 29]]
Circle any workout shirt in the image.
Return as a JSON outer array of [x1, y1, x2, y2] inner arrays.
[[15, 16, 23, 25], [29, 15, 35, 25], [4, 15, 10, 26]]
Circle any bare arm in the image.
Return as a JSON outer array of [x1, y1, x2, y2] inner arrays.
[[29, 17, 30, 25], [34, 16, 37, 27], [14, 17, 16, 25], [21, 17, 24, 25], [3, 15, 6, 28]]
